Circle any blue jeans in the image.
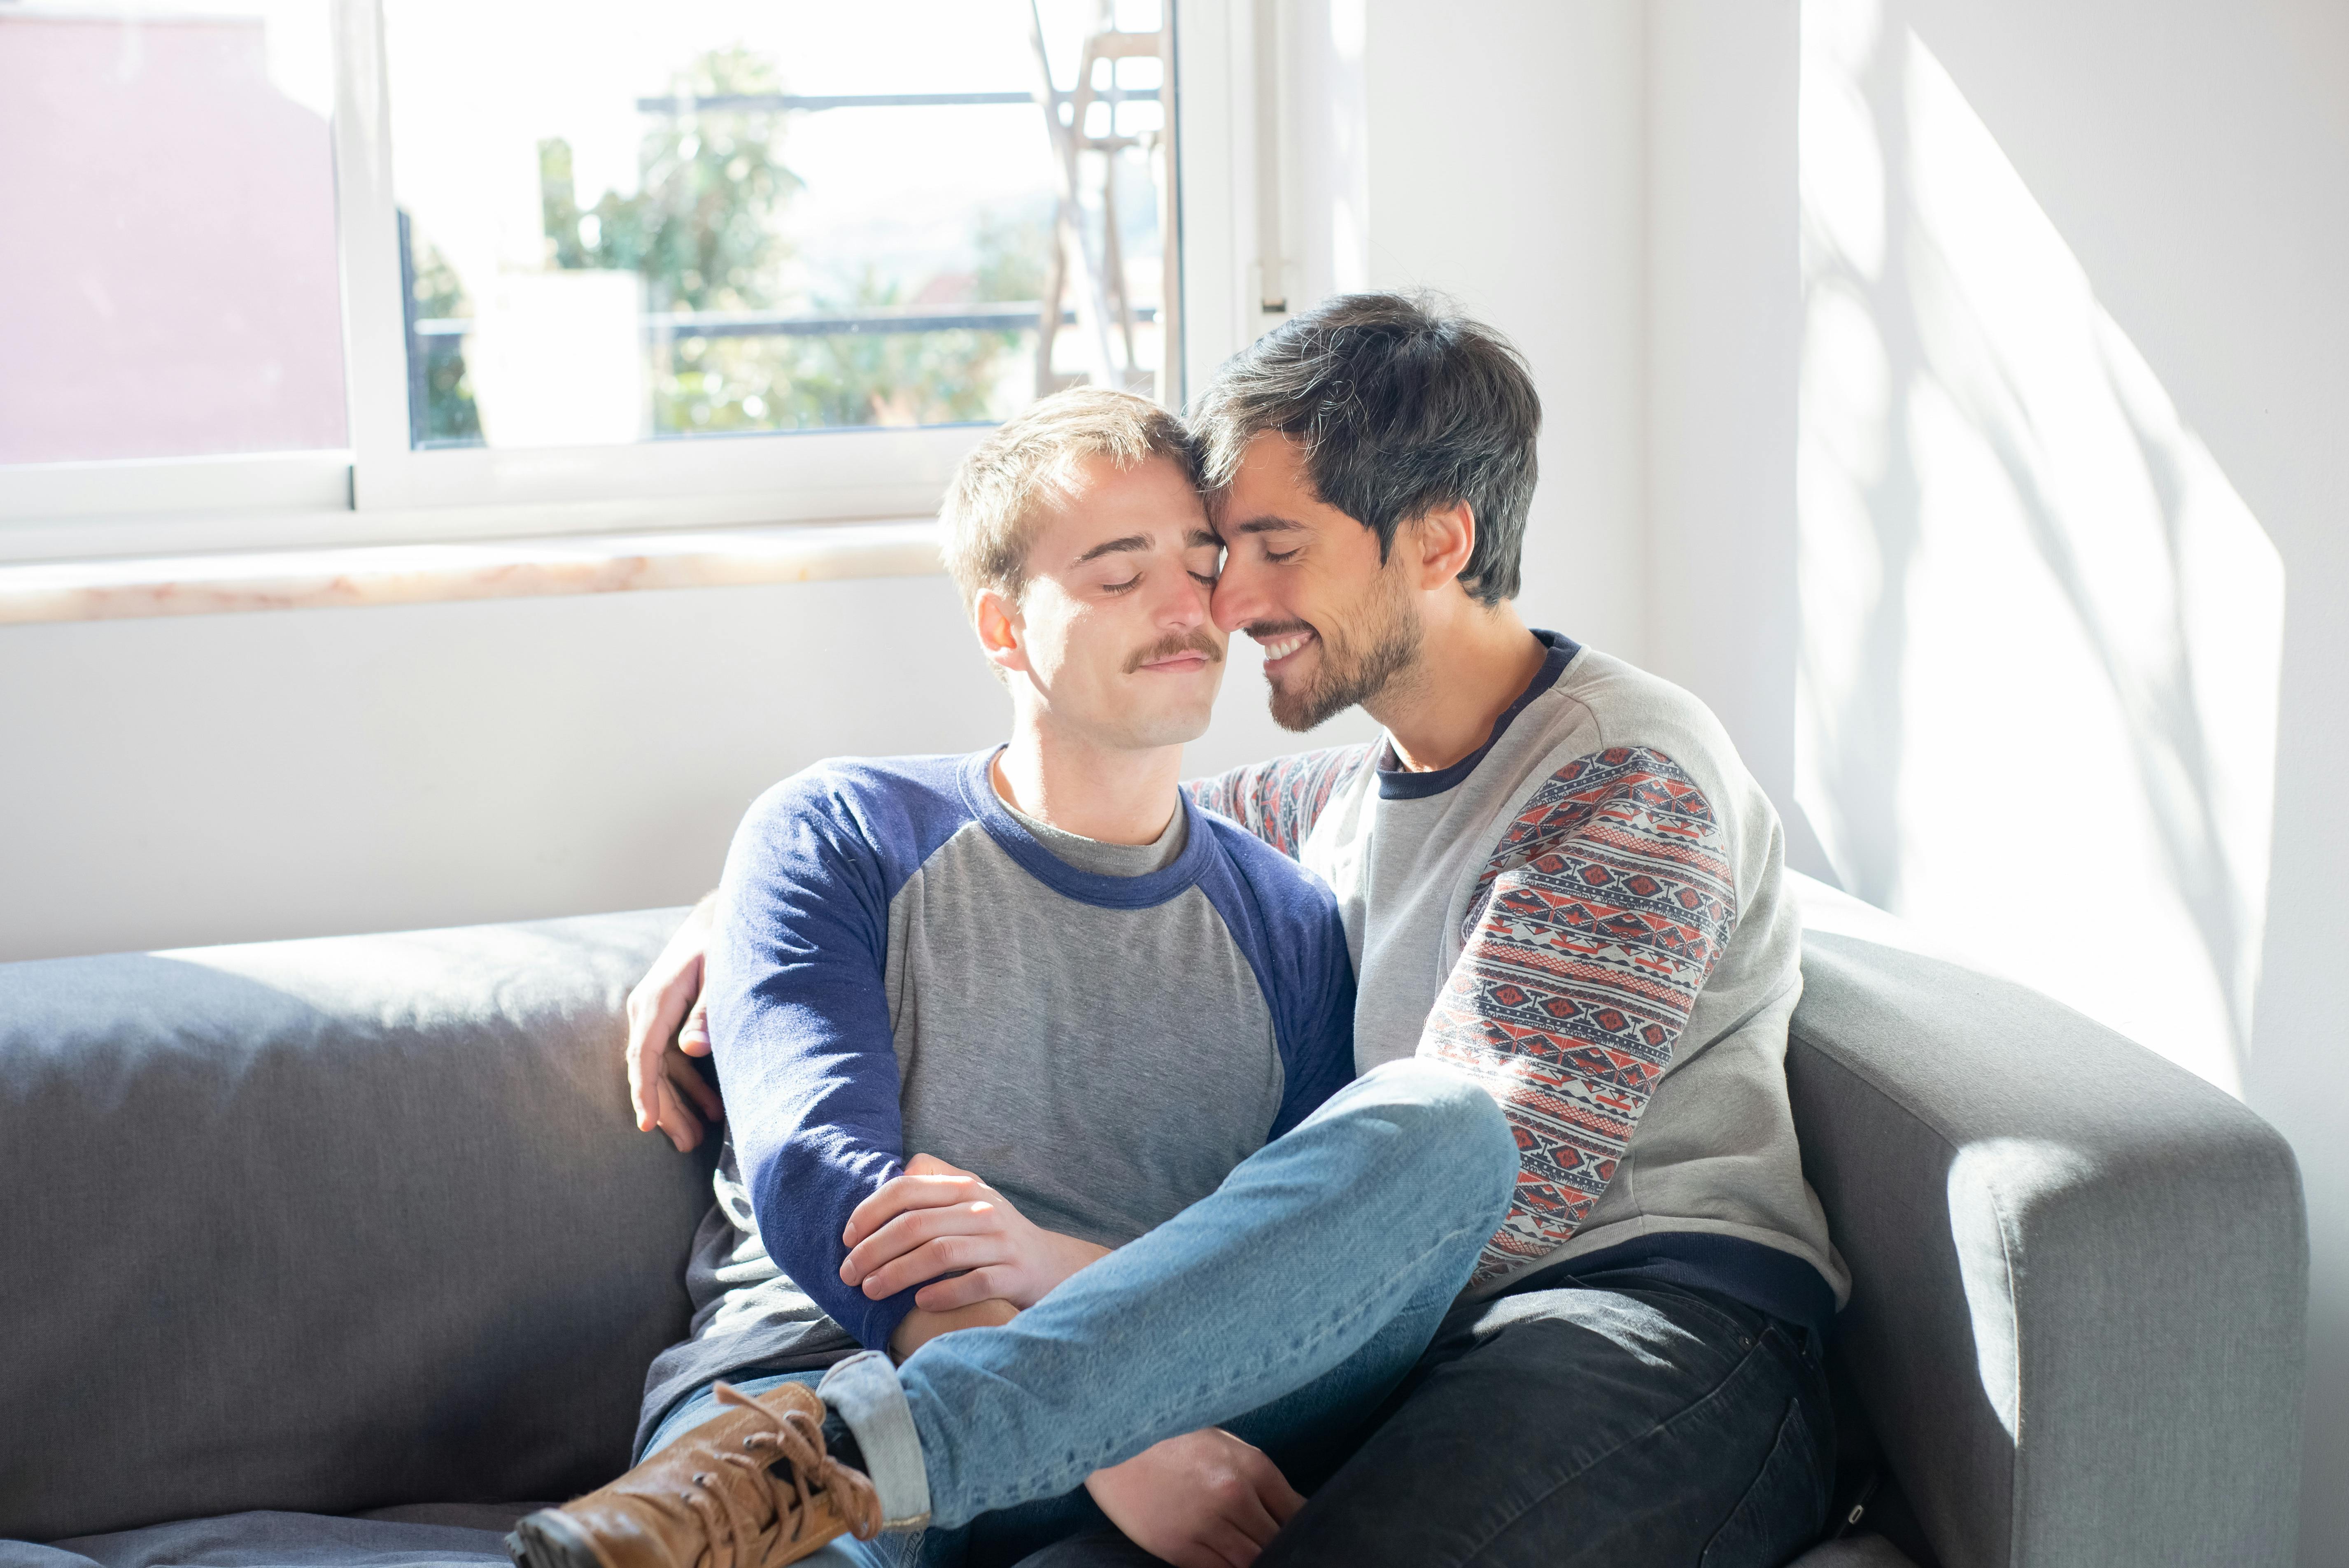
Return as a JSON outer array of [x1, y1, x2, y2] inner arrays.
[[647, 1062, 1519, 1563]]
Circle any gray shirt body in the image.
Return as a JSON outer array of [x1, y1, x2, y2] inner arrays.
[[639, 750, 1356, 1451]]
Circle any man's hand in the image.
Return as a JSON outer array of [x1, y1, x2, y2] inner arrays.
[[1084, 1429, 1303, 1568], [842, 1153, 1111, 1310], [625, 892, 726, 1153], [886, 1296, 1019, 1361]]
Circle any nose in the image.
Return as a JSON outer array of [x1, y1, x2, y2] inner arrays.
[[1155, 560, 1212, 633], [1210, 550, 1268, 633]]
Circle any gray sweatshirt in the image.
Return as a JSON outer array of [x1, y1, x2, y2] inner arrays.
[[1193, 632, 1848, 1327]]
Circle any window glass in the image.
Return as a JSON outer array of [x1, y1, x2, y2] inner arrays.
[[0, 1, 346, 465], [383, 0, 1172, 451]]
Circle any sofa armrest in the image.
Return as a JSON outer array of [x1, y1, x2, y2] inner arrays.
[[1787, 898, 2305, 1568]]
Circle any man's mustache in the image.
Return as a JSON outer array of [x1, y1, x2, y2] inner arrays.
[[1243, 620, 1314, 641], [1126, 630, 1226, 673]]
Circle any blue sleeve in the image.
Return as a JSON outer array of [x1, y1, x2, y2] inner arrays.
[[1194, 815, 1357, 1137], [703, 760, 965, 1353]]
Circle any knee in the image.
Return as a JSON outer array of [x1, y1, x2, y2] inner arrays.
[[1360, 1060, 1519, 1209]]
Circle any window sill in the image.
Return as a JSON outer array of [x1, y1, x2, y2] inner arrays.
[[0, 519, 943, 627]]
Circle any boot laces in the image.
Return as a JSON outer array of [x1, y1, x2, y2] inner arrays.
[[670, 1382, 882, 1568]]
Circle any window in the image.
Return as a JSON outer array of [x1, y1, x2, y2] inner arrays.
[[383, 0, 1174, 451], [0, 0, 1216, 542]]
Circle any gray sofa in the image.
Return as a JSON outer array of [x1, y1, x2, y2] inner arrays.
[[0, 884, 2307, 1568]]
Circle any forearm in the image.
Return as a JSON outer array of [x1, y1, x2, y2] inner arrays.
[[890, 1298, 1019, 1361], [881, 1231, 1109, 1360], [746, 1142, 915, 1349]]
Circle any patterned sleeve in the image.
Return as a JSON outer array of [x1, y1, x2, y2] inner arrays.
[[1419, 746, 1739, 1287], [1185, 745, 1375, 859]]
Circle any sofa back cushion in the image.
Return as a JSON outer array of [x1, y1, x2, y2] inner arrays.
[[0, 910, 712, 1542]]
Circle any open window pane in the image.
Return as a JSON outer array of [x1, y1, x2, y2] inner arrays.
[[382, 0, 1173, 454], [0, 2, 346, 466]]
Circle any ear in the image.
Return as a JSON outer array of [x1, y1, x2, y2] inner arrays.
[[973, 585, 1028, 676], [1405, 501, 1477, 591]]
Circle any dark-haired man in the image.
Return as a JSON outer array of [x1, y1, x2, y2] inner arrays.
[[629, 294, 1847, 1567]]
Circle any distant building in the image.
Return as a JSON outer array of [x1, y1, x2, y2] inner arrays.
[[0, 12, 347, 464]]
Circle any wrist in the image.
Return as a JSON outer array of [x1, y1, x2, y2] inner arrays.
[[1038, 1232, 1112, 1294]]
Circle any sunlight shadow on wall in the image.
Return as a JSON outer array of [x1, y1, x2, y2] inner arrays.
[[1794, 0, 2284, 1094]]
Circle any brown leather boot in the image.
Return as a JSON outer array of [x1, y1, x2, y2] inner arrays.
[[506, 1381, 884, 1568]]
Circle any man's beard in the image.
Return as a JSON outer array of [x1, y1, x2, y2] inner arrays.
[[1266, 569, 1422, 732]]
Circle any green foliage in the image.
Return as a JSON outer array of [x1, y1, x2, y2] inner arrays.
[[540, 47, 799, 313], [659, 267, 1023, 434], [531, 46, 1056, 435], [407, 230, 481, 445]]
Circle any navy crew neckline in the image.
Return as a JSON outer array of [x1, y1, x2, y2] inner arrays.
[[1376, 629, 1581, 801], [960, 747, 1214, 909]]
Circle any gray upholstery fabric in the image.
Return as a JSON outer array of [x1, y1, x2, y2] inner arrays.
[[0, 912, 712, 1542], [1785, 923, 2306, 1568], [3, 1509, 531, 1568]]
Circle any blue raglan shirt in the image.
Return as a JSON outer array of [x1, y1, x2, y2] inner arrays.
[[643, 748, 1354, 1422]]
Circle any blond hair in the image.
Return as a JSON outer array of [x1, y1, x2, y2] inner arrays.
[[940, 387, 1200, 619]]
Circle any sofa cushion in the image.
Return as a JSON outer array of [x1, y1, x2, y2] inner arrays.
[[0, 911, 712, 1542]]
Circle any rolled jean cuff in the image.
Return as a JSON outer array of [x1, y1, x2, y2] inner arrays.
[[818, 1351, 932, 1530]]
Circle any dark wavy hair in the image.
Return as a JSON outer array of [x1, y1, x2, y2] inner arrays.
[[1190, 291, 1541, 606]]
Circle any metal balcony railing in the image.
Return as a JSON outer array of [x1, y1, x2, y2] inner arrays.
[[409, 303, 1158, 342]]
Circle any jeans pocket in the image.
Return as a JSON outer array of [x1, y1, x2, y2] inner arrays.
[[1656, 1289, 1759, 1347], [1697, 1393, 1829, 1568]]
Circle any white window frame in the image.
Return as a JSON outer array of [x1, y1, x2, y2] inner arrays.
[[0, 0, 1270, 566]]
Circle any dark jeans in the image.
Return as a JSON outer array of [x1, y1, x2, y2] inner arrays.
[[1015, 1272, 1833, 1568], [1261, 1270, 1834, 1567]]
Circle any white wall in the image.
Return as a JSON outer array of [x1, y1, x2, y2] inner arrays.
[[1652, 0, 2346, 1558], [1878, 4, 2349, 1559], [1358, 0, 1650, 662], [0, 582, 1375, 962], [1642, 1, 1808, 846]]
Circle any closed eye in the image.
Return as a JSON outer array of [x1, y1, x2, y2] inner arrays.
[[1189, 570, 1219, 587], [1103, 575, 1143, 594], [1263, 547, 1301, 565]]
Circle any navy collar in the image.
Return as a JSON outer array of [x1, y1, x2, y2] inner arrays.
[[958, 748, 1214, 909], [1376, 629, 1580, 801]]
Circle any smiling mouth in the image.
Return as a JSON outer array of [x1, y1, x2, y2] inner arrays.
[[1253, 629, 1317, 665]]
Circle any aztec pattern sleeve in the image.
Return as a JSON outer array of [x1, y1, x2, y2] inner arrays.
[[1419, 746, 1740, 1287], [1185, 744, 1375, 859]]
